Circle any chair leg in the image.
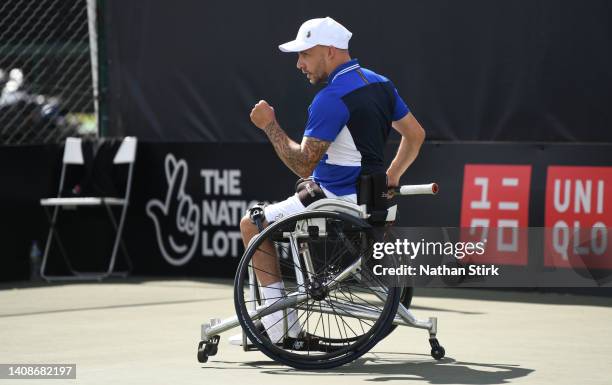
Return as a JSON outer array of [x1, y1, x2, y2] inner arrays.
[[103, 203, 132, 278], [40, 206, 56, 281], [41, 204, 132, 281], [41, 206, 77, 280], [120, 238, 133, 273], [114, 207, 133, 274]]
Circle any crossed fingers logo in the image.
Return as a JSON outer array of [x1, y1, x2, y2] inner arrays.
[[146, 154, 200, 266]]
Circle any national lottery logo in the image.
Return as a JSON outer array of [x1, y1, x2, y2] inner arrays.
[[146, 153, 258, 266], [146, 154, 201, 266]]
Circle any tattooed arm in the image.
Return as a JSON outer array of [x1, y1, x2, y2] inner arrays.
[[250, 100, 330, 178], [262, 120, 329, 178]]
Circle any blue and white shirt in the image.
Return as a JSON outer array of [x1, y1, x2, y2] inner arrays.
[[304, 59, 410, 197]]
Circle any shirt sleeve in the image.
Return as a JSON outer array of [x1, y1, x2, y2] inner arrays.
[[304, 92, 350, 141], [392, 84, 410, 121]]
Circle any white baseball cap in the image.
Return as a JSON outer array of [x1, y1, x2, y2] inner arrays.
[[278, 17, 352, 53]]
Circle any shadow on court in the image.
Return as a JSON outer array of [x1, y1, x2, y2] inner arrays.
[[208, 353, 534, 384]]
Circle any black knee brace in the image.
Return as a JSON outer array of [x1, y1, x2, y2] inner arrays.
[[295, 177, 326, 207]]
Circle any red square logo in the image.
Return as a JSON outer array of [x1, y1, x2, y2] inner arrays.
[[544, 166, 612, 269], [460, 164, 532, 265]]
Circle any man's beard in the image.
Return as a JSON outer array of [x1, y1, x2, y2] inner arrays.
[[308, 71, 324, 85]]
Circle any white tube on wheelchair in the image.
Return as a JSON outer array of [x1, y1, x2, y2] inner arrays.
[[397, 183, 438, 195]]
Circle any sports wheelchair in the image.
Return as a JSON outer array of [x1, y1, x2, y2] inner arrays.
[[197, 180, 444, 370]]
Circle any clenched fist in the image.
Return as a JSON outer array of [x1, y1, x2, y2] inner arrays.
[[250, 100, 276, 130]]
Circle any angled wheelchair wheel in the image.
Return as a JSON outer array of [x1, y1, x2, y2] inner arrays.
[[383, 287, 413, 337], [234, 210, 401, 370]]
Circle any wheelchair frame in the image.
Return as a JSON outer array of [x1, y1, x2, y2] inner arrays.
[[198, 194, 445, 366]]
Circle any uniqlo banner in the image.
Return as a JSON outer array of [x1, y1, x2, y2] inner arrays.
[[544, 166, 612, 269], [460, 164, 532, 265]]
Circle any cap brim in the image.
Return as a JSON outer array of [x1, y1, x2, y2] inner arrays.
[[278, 40, 317, 53]]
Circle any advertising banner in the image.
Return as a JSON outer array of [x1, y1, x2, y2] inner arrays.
[[544, 166, 612, 269], [122, 142, 612, 283], [1, 142, 611, 283]]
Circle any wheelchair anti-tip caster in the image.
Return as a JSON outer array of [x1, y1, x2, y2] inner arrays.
[[429, 337, 445, 360], [197, 335, 220, 363]]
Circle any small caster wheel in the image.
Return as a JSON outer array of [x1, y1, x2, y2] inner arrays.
[[197, 340, 209, 363], [208, 344, 218, 356], [429, 337, 445, 360], [197, 335, 220, 363], [431, 345, 445, 360]]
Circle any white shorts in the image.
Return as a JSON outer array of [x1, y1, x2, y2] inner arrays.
[[263, 187, 357, 223]]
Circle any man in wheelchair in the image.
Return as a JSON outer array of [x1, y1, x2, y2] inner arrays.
[[237, 17, 425, 346]]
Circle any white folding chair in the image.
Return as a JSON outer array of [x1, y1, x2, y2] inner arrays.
[[40, 136, 137, 281]]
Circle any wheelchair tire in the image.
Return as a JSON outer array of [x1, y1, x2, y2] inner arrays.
[[383, 287, 414, 337], [234, 210, 401, 370]]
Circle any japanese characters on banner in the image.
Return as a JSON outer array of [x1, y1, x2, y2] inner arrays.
[[544, 166, 611, 269], [461, 164, 612, 269], [460, 165, 532, 265]]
